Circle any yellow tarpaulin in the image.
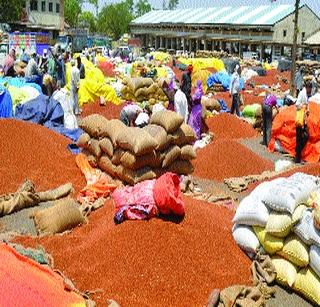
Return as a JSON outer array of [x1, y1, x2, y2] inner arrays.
[[66, 57, 120, 106], [150, 51, 172, 63], [178, 57, 225, 72]]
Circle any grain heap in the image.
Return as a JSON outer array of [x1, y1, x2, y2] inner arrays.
[[78, 111, 196, 185], [233, 173, 320, 305], [195, 50, 231, 58], [16, 196, 252, 306], [0, 119, 85, 195], [121, 77, 167, 104]]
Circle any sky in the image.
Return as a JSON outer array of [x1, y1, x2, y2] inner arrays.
[[83, 0, 320, 16]]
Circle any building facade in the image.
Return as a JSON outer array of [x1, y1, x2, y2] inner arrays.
[[130, 4, 320, 60], [11, 0, 64, 37]]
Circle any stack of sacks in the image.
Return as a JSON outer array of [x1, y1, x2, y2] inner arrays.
[[232, 173, 320, 305], [201, 95, 221, 115], [297, 60, 320, 77], [121, 77, 167, 104], [78, 111, 196, 185]]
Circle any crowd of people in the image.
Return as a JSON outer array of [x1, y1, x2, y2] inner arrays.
[[0, 46, 101, 115]]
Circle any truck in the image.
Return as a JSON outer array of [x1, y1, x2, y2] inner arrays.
[[55, 29, 88, 53]]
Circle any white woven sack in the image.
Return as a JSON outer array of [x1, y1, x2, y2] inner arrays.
[[310, 245, 320, 278], [232, 224, 260, 254], [262, 173, 317, 214], [233, 195, 269, 227], [250, 178, 285, 201], [294, 209, 320, 247]]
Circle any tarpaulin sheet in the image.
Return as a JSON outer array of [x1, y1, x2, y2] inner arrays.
[[0, 77, 42, 93], [207, 72, 245, 91], [0, 85, 13, 118], [178, 57, 225, 72], [0, 243, 86, 307], [268, 103, 320, 162], [15, 95, 83, 142], [66, 57, 120, 106]]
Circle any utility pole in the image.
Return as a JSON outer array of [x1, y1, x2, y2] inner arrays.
[[290, 0, 300, 96]]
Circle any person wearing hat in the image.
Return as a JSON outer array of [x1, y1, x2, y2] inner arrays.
[[229, 64, 241, 116], [70, 59, 81, 115], [181, 64, 193, 113]]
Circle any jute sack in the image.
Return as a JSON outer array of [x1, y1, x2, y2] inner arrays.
[[117, 127, 158, 156], [143, 124, 171, 151], [87, 138, 102, 158], [77, 133, 91, 148], [180, 145, 196, 160], [81, 149, 98, 168], [135, 87, 147, 98], [162, 145, 181, 168], [32, 198, 85, 235], [146, 83, 159, 96], [167, 159, 194, 175], [79, 114, 109, 138], [111, 148, 125, 165], [150, 110, 184, 133], [101, 119, 127, 145], [129, 77, 153, 92], [98, 155, 118, 178], [120, 150, 161, 170], [171, 123, 196, 146], [201, 96, 221, 112], [116, 165, 156, 185], [99, 138, 114, 157], [38, 183, 74, 203]]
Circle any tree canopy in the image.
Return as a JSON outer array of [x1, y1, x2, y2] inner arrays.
[[0, 0, 23, 23], [64, 0, 82, 28], [135, 0, 152, 17], [79, 11, 97, 33]]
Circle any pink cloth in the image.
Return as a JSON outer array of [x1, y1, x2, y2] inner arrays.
[[3, 50, 15, 76]]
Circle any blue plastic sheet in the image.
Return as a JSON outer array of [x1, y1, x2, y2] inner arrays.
[[207, 72, 244, 91], [0, 77, 42, 93], [0, 86, 13, 118], [15, 94, 83, 142], [218, 99, 230, 113]]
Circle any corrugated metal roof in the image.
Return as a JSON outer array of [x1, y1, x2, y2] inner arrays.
[[131, 4, 296, 26], [305, 31, 320, 45]]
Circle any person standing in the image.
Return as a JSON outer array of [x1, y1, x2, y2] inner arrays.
[[262, 94, 279, 146], [294, 67, 304, 97], [3, 49, 16, 77], [70, 59, 81, 115], [25, 52, 42, 86], [229, 65, 241, 116], [311, 73, 318, 96], [56, 54, 66, 88], [295, 81, 312, 163], [77, 56, 85, 79], [181, 64, 193, 112], [174, 82, 189, 123]]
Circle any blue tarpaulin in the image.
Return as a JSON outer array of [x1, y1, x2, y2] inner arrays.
[[218, 99, 230, 113], [0, 77, 42, 93], [207, 72, 244, 91], [0, 86, 13, 118], [15, 95, 83, 142]]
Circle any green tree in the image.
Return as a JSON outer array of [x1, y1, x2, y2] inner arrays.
[[0, 0, 23, 23], [79, 11, 97, 33], [135, 0, 152, 17], [98, 1, 133, 40], [64, 0, 82, 28], [88, 0, 99, 17], [168, 0, 179, 10]]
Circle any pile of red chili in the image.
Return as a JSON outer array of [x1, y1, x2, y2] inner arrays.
[[16, 196, 252, 306], [0, 119, 85, 195]]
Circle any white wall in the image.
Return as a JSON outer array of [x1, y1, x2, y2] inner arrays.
[[273, 5, 320, 44]]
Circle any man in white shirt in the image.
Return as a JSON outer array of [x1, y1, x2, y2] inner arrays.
[[70, 59, 81, 115], [174, 83, 189, 123], [229, 65, 241, 116]]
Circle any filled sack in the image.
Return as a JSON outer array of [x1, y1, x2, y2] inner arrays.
[[277, 235, 309, 267], [77, 133, 90, 148], [99, 138, 114, 157], [98, 155, 118, 178], [162, 145, 181, 168], [79, 114, 109, 138], [170, 123, 196, 146], [232, 224, 260, 254], [253, 226, 284, 255], [233, 196, 270, 227], [87, 138, 102, 158], [32, 198, 85, 235], [116, 165, 156, 185], [272, 256, 298, 287], [180, 145, 196, 160], [150, 110, 184, 133], [143, 124, 171, 151], [310, 245, 320, 278], [101, 119, 127, 145], [120, 150, 161, 170], [167, 159, 194, 175], [117, 127, 158, 156]]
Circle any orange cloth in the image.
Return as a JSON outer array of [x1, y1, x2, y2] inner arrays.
[[268, 102, 320, 162], [0, 243, 86, 307], [76, 153, 117, 204]]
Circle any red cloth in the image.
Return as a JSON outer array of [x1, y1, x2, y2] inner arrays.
[[153, 172, 185, 216], [268, 102, 320, 162], [0, 244, 85, 307]]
